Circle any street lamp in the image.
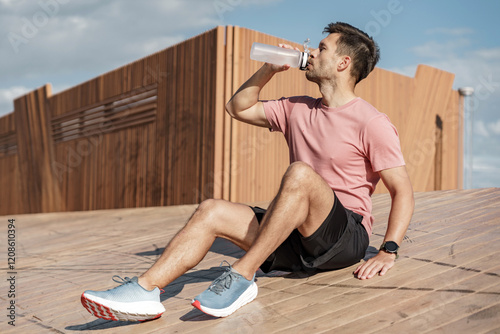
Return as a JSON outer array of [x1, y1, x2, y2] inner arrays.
[[458, 87, 475, 189]]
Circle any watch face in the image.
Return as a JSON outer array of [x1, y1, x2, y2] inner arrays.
[[384, 241, 399, 252]]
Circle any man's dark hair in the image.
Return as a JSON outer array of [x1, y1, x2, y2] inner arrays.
[[323, 22, 380, 84]]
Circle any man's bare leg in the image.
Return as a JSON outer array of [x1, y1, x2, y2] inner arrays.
[[140, 161, 334, 289], [81, 199, 261, 321], [138, 199, 260, 290], [80, 161, 337, 321], [232, 161, 335, 280]]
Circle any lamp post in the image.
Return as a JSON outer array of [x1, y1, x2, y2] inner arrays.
[[458, 87, 475, 189]]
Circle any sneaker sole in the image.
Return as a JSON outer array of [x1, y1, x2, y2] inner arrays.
[[81, 293, 165, 322], [191, 281, 258, 317]]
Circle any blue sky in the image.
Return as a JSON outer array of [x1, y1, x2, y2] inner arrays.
[[1, 0, 499, 189]]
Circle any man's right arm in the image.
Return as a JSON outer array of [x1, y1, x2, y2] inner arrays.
[[226, 62, 289, 128]]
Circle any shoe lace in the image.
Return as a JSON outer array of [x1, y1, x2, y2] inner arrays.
[[208, 261, 240, 295], [112, 275, 134, 285]]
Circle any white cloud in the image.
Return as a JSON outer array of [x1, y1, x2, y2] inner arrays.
[[0, 0, 15, 7], [0, 86, 30, 115], [474, 120, 490, 137], [426, 27, 474, 36], [138, 35, 186, 56], [473, 47, 500, 61], [487, 119, 500, 135], [409, 38, 471, 59], [0, 86, 30, 102], [472, 154, 500, 188]]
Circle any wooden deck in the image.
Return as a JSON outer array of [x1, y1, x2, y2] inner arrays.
[[1, 188, 500, 333]]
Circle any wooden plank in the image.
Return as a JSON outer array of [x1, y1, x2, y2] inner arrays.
[[441, 90, 461, 190], [13, 84, 63, 213], [222, 25, 234, 201], [213, 26, 227, 199]]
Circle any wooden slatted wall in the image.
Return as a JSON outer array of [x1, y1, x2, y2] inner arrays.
[[0, 25, 462, 215], [0, 112, 23, 214], [48, 26, 220, 211]]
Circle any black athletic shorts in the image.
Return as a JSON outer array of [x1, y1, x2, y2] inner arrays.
[[251, 193, 369, 273]]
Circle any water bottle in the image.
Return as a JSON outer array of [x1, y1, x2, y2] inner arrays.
[[250, 39, 310, 71]]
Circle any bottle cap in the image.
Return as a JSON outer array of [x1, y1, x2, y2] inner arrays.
[[299, 51, 309, 70]]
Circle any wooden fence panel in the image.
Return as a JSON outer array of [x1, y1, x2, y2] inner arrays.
[[440, 90, 461, 190], [0, 113, 17, 160], [13, 85, 63, 213], [162, 28, 219, 205], [0, 113, 23, 214]]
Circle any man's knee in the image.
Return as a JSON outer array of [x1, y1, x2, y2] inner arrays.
[[195, 198, 226, 220], [282, 162, 317, 190]]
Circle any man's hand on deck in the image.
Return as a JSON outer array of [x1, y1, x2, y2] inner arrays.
[[353, 251, 396, 280]]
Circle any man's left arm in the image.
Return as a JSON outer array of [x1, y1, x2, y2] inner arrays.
[[354, 165, 414, 280]]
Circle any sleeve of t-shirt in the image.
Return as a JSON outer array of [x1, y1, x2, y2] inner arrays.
[[262, 97, 291, 136], [364, 114, 406, 172]]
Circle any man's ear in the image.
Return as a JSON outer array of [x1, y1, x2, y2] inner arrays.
[[337, 56, 351, 72]]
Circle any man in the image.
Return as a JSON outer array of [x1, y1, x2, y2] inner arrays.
[[81, 22, 414, 322]]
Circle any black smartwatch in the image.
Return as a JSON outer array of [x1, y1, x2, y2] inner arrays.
[[380, 241, 399, 259]]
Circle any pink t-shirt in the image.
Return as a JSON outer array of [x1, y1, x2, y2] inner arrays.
[[263, 96, 405, 235]]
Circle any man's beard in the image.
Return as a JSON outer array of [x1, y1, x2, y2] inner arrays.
[[305, 69, 320, 83]]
